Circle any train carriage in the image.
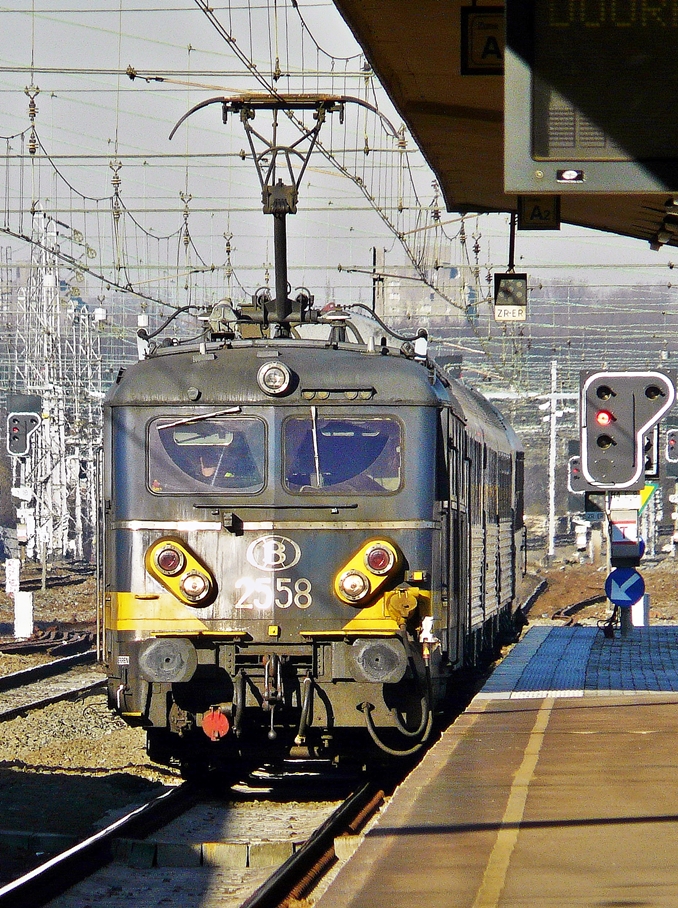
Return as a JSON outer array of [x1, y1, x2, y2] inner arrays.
[[102, 315, 524, 770]]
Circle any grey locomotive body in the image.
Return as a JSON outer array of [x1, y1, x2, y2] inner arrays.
[[103, 330, 523, 769]]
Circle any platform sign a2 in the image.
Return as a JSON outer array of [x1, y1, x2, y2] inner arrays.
[[517, 195, 561, 230], [605, 567, 645, 609]]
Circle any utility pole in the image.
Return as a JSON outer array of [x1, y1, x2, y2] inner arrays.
[[538, 360, 576, 561], [10, 207, 104, 564]]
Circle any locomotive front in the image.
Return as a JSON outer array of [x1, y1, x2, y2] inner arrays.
[[103, 338, 445, 770]]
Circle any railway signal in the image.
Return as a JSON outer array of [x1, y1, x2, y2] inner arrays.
[[6, 413, 40, 457], [6, 393, 42, 458], [667, 429, 678, 463], [643, 426, 660, 478], [580, 370, 675, 490], [567, 455, 585, 495], [493, 273, 527, 322]]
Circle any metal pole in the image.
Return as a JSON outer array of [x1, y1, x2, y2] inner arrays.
[[371, 246, 377, 312], [273, 212, 289, 326], [548, 359, 558, 560], [620, 605, 633, 636], [508, 211, 517, 272], [95, 448, 102, 663]]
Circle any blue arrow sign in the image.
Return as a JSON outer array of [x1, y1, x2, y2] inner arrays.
[[605, 567, 645, 608]]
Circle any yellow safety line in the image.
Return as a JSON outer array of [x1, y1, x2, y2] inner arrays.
[[472, 696, 555, 908]]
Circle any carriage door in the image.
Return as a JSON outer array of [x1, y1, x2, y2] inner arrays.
[[446, 415, 468, 668], [437, 408, 453, 664]]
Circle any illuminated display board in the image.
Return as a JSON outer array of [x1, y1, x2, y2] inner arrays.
[[505, 1, 678, 192]]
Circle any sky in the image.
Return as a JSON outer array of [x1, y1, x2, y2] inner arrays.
[[0, 1, 676, 394], [0, 1, 437, 311]]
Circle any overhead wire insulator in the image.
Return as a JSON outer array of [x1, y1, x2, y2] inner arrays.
[[25, 84, 40, 155], [25, 84, 39, 121], [110, 160, 122, 192]]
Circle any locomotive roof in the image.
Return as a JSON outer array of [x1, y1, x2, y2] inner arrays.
[[105, 336, 522, 457], [447, 379, 523, 456], [105, 338, 446, 408]]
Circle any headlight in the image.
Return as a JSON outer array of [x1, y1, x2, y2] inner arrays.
[[334, 538, 402, 606], [179, 570, 212, 602], [338, 570, 370, 601], [257, 360, 292, 395]]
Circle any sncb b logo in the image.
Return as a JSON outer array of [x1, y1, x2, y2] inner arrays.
[[246, 535, 301, 571]]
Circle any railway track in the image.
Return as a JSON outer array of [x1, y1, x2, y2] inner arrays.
[[551, 593, 608, 622], [0, 780, 199, 908], [0, 766, 391, 908], [0, 630, 95, 657], [0, 652, 105, 722], [241, 779, 385, 908]]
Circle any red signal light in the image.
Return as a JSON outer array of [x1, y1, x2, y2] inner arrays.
[[595, 410, 614, 427], [155, 544, 185, 576], [365, 544, 395, 575]]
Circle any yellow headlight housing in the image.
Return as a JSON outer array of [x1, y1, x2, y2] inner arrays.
[[334, 539, 401, 606], [145, 537, 216, 607]]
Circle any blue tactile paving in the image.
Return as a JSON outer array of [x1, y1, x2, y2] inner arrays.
[[478, 624, 678, 699]]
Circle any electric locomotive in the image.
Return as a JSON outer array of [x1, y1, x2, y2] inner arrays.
[[102, 305, 524, 771]]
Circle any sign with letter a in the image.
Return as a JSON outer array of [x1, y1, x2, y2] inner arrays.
[[518, 196, 561, 231], [461, 7, 505, 75]]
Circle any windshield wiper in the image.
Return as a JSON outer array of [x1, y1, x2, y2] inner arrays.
[[158, 407, 241, 430], [311, 405, 323, 488]]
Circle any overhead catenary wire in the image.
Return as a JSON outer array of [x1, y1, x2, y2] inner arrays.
[[0, 0, 673, 401]]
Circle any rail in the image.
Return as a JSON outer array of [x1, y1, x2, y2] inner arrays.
[[0, 782, 198, 908], [241, 779, 385, 908]]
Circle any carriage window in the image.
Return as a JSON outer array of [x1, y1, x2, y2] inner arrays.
[[283, 416, 402, 494], [148, 416, 265, 493]]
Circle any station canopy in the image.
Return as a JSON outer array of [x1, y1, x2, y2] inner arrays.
[[331, 0, 678, 249]]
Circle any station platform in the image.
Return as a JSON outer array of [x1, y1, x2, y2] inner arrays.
[[317, 624, 678, 908]]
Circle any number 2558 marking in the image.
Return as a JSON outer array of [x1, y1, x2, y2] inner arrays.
[[234, 576, 312, 610]]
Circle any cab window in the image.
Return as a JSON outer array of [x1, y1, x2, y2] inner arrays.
[[148, 416, 266, 493], [283, 416, 402, 494]]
